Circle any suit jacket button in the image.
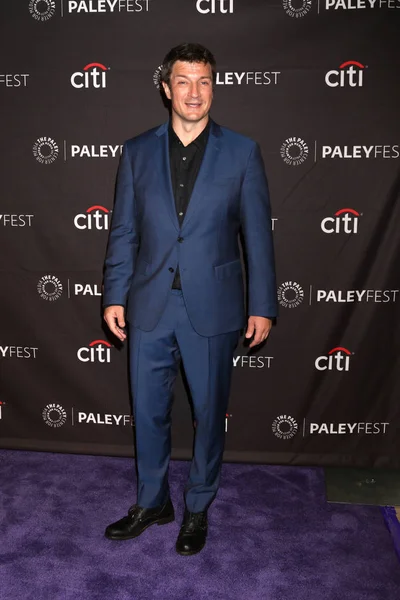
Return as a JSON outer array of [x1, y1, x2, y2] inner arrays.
[[177, 237, 184, 243], [168, 267, 174, 272]]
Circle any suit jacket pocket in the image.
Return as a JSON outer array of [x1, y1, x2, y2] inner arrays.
[[214, 258, 242, 280]]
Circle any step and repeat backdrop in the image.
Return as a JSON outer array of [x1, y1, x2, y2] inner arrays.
[[1, 0, 399, 466]]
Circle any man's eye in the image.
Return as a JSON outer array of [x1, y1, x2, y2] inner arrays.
[[201, 81, 210, 86], [178, 81, 187, 85]]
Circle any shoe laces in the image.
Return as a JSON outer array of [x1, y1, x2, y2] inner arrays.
[[182, 512, 207, 532]]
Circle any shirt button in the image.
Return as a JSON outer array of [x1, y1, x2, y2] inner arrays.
[[182, 157, 187, 161], [179, 184, 184, 188], [178, 212, 184, 216], [177, 237, 184, 243]]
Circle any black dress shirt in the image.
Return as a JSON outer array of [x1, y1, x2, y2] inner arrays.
[[169, 120, 210, 289]]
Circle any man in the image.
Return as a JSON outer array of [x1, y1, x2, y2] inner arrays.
[[102, 43, 277, 556]]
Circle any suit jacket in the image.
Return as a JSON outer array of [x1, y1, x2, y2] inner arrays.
[[103, 119, 278, 337]]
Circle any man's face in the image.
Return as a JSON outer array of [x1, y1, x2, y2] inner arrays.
[[162, 60, 213, 124]]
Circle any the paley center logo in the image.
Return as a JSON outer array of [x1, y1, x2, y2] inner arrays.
[[282, 0, 312, 18], [196, 0, 234, 13], [280, 137, 309, 166], [33, 137, 59, 164], [29, 0, 56, 21], [71, 63, 109, 89], [321, 208, 361, 234], [77, 339, 113, 363], [42, 403, 67, 428], [277, 281, 304, 308], [272, 415, 298, 440], [315, 346, 353, 372], [74, 205, 111, 230], [37, 275, 63, 301], [325, 61, 366, 87]]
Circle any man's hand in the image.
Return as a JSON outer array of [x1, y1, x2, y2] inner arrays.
[[104, 305, 127, 342], [245, 316, 272, 348]]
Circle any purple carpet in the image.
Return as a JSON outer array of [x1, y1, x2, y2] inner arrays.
[[1, 450, 399, 600]]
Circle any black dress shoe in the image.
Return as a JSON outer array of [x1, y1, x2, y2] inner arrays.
[[105, 498, 174, 540], [176, 509, 208, 556]]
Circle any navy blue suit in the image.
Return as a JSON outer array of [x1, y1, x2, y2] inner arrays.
[[103, 120, 277, 511]]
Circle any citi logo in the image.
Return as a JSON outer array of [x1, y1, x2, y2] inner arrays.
[[315, 347, 353, 372], [325, 61, 365, 87], [74, 206, 111, 230], [196, 0, 233, 13], [77, 340, 112, 363], [321, 208, 360, 234], [71, 63, 109, 89], [0, 401, 5, 420]]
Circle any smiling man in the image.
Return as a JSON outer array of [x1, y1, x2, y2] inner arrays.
[[102, 43, 278, 556]]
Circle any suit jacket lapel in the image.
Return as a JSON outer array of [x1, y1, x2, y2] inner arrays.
[[154, 119, 222, 232], [155, 121, 179, 231], [181, 120, 222, 230]]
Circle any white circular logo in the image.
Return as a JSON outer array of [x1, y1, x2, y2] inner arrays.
[[282, 0, 312, 18], [280, 137, 309, 166], [37, 275, 63, 301], [277, 281, 304, 308], [272, 415, 298, 440], [153, 65, 163, 89], [33, 137, 59, 164], [42, 403, 67, 428], [29, 0, 56, 21]]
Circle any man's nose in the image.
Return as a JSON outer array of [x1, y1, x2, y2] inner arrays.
[[189, 83, 201, 97]]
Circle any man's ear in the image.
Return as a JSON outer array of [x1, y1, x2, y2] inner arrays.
[[162, 81, 171, 100]]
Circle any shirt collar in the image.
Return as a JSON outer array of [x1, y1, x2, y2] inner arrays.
[[169, 118, 211, 150]]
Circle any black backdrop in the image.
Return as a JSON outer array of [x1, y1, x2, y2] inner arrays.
[[1, 0, 399, 467]]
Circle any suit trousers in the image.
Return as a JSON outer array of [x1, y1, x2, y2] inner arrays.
[[129, 288, 240, 513]]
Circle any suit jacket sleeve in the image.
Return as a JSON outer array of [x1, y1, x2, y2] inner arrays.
[[240, 142, 278, 318], [103, 141, 139, 308]]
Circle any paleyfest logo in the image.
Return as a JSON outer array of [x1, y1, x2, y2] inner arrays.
[[29, 0, 56, 21]]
